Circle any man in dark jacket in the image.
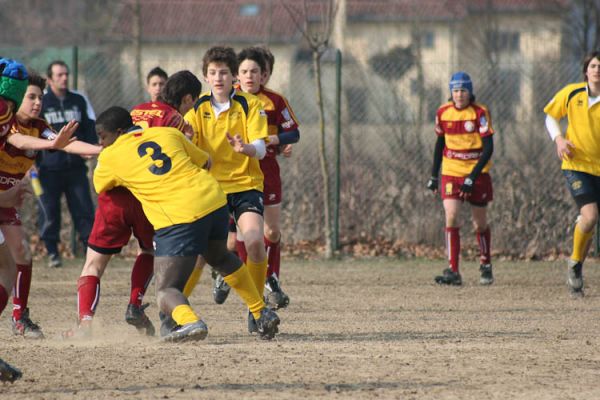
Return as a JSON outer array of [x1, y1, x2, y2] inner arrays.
[[39, 60, 97, 267]]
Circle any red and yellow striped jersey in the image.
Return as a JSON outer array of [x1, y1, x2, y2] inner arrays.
[[254, 86, 299, 159], [130, 101, 185, 131], [435, 102, 494, 177], [0, 98, 14, 139]]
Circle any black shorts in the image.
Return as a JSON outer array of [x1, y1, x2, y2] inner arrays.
[[563, 169, 600, 208], [153, 206, 229, 257], [227, 190, 264, 222]]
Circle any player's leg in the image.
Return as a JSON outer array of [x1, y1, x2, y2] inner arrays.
[[562, 170, 599, 296], [471, 205, 493, 285], [0, 217, 21, 381], [238, 211, 268, 296], [1, 223, 43, 338], [211, 219, 237, 305], [203, 206, 279, 339], [63, 168, 95, 250], [435, 198, 462, 285], [263, 203, 289, 309], [38, 169, 63, 267]]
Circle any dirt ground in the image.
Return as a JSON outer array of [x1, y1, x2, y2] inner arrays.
[[1, 257, 600, 399]]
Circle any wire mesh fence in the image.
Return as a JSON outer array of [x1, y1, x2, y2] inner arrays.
[[1, 26, 587, 259]]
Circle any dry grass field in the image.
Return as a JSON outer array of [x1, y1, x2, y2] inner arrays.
[[1, 257, 600, 399]]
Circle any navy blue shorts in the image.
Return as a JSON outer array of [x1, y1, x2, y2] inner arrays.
[[153, 206, 229, 257], [227, 190, 264, 222], [563, 169, 600, 208]]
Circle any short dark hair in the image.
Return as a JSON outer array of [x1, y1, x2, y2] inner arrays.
[[258, 46, 275, 75], [237, 47, 267, 74], [47, 60, 68, 78], [96, 106, 133, 133], [160, 70, 202, 109], [583, 50, 600, 81], [202, 46, 238, 76], [147, 66, 168, 84], [28, 70, 46, 92]]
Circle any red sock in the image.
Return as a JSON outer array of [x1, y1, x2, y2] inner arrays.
[[130, 253, 154, 306], [236, 239, 248, 263], [445, 227, 460, 273], [0, 284, 8, 315], [476, 228, 491, 265], [265, 238, 281, 278], [12, 262, 32, 321], [78, 275, 100, 322]]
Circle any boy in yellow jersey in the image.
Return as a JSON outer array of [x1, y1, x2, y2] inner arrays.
[[94, 106, 279, 341], [544, 51, 600, 297], [184, 46, 271, 333], [427, 72, 495, 286]]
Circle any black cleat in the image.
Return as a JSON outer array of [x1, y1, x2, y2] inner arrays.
[[256, 308, 280, 340], [212, 270, 231, 305], [434, 268, 462, 286], [11, 308, 44, 339], [479, 264, 494, 285], [162, 320, 208, 343], [567, 260, 584, 297], [247, 311, 258, 334], [265, 274, 290, 309], [0, 358, 22, 383], [125, 303, 155, 336]]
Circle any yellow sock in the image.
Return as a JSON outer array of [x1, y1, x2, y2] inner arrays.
[[246, 258, 268, 299], [171, 304, 200, 326], [183, 264, 203, 298], [224, 264, 264, 320], [572, 224, 593, 262]]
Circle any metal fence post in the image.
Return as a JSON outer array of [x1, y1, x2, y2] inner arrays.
[[333, 49, 342, 251]]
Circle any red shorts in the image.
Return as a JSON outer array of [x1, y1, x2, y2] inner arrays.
[[0, 207, 21, 226], [260, 157, 282, 206], [88, 187, 154, 253], [441, 173, 493, 205]]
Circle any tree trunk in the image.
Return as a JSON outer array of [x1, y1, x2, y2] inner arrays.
[[313, 50, 333, 258]]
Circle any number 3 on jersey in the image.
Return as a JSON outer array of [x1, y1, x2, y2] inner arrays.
[[137, 141, 172, 175]]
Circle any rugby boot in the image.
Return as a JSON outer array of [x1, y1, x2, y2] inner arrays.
[[434, 268, 462, 286], [0, 358, 22, 383], [212, 270, 231, 305], [567, 259, 584, 297], [125, 303, 156, 336], [162, 320, 208, 343], [256, 307, 280, 340], [159, 311, 178, 338], [47, 253, 62, 268], [265, 274, 290, 310], [11, 308, 44, 339], [479, 264, 494, 285]]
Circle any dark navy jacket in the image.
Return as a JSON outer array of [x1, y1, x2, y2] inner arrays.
[[39, 89, 97, 171]]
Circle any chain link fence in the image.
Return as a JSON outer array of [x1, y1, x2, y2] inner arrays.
[[2, 39, 585, 259]]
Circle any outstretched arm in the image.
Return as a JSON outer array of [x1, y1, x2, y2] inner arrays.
[[426, 135, 445, 193]]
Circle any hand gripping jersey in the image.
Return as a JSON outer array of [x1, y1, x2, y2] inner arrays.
[[93, 126, 226, 230], [435, 101, 494, 178], [184, 90, 268, 194], [544, 82, 600, 176], [130, 101, 185, 131]]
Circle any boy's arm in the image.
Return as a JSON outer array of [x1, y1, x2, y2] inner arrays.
[[62, 141, 102, 156], [93, 156, 119, 193], [183, 108, 201, 146], [8, 120, 78, 150]]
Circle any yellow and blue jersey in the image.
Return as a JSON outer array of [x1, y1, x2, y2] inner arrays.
[[93, 126, 226, 230], [544, 82, 600, 176], [184, 90, 268, 194]]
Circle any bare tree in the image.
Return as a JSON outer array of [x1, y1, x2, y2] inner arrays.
[[280, 0, 339, 258], [568, 0, 600, 59]]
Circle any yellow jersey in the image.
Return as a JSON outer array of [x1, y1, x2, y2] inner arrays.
[[184, 90, 268, 194], [544, 82, 600, 175], [93, 126, 226, 230]]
